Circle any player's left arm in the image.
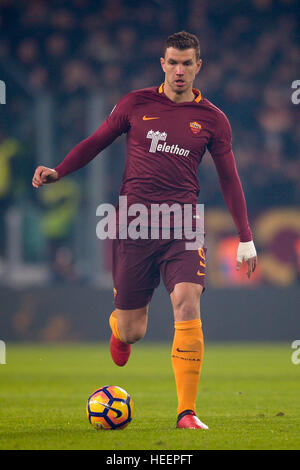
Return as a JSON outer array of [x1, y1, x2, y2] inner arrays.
[[208, 113, 257, 279]]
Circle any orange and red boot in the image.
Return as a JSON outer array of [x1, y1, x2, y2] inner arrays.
[[110, 334, 131, 367], [177, 410, 209, 430]]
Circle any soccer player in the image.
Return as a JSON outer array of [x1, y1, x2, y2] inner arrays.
[[32, 31, 257, 430]]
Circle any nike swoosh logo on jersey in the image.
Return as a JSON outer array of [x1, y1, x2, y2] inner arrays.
[[197, 271, 205, 276], [96, 401, 122, 418], [143, 115, 160, 120], [176, 348, 198, 353]]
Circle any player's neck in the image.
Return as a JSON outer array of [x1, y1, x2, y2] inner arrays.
[[163, 82, 195, 104]]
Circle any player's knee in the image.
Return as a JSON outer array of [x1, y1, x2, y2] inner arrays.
[[172, 298, 200, 321], [121, 322, 147, 344], [117, 307, 148, 344], [122, 329, 145, 344]]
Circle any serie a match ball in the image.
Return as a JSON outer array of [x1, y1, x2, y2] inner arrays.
[[86, 385, 134, 430]]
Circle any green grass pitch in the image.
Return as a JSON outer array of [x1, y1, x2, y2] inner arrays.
[[0, 342, 299, 450]]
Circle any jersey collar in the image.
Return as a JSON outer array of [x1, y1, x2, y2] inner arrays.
[[158, 82, 202, 103]]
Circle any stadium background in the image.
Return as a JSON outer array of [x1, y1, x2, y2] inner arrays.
[[0, 0, 299, 342]]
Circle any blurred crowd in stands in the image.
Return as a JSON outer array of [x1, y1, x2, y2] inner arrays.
[[0, 0, 299, 274]]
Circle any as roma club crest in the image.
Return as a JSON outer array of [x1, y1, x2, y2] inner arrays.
[[189, 121, 202, 135]]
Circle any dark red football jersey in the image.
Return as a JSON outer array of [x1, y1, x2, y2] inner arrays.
[[106, 84, 231, 208], [55, 84, 252, 241]]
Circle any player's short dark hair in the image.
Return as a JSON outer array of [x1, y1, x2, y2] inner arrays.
[[164, 31, 201, 61]]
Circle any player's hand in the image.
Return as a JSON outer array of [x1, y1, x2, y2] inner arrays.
[[32, 166, 59, 188], [236, 240, 257, 279]]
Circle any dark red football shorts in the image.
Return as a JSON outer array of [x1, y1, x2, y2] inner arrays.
[[112, 230, 207, 310]]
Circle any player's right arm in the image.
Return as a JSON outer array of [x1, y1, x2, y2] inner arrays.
[[32, 93, 133, 188]]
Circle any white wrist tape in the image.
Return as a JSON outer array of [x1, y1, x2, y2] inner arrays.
[[237, 240, 257, 263]]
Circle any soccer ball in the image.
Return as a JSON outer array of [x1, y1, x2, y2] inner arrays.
[[86, 385, 134, 430]]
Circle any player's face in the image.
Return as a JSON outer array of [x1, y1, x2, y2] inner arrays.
[[160, 47, 202, 95]]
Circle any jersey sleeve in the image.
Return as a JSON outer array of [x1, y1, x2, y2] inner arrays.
[[54, 93, 135, 179], [54, 121, 119, 179], [211, 149, 253, 242], [207, 111, 252, 242], [207, 110, 232, 158], [105, 92, 134, 135]]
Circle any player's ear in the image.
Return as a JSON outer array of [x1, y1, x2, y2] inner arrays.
[[160, 57, 166, 72], [195, 59, 202, 75]]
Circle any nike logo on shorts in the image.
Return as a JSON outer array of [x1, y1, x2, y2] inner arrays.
[[143, 115, 160, 120]]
